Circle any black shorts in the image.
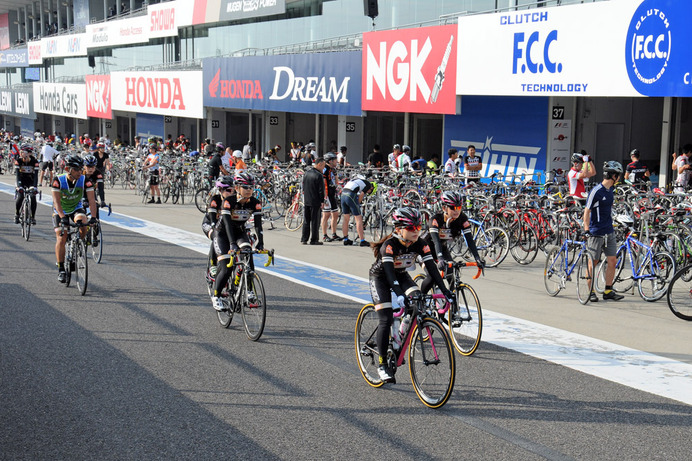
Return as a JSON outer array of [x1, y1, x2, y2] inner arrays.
[[40, 161, 54, 171], [369, 272, 419, 309], [52, 208, 87, 228], [213, 227, 252, 255], [149, 169, 159, 186]]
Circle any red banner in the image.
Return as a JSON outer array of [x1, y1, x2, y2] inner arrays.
[[362, 24, 457, 114], [0, 14, 9, 51], [86, 75, 112, 119]]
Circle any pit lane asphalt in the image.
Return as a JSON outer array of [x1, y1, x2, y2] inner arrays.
[[1, 188, 691, 459]]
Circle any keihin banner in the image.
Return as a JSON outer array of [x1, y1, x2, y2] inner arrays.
[[203, 52, 361, 116], [457, 0, 692, 97]]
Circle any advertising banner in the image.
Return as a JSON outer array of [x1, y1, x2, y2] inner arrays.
[[0, 88, 35, 118], [28, 42, 42, 65], [457, 0, 692, 98], [42, 33, 88, 59], [192, 0, 286, 25], [444, 96, 548, 179], [111, 70, 204, 119], [203, 52, 361, 116], [33, 82, 87, 119], [86, 75, 112, 119], [0, 49, 29, 68], [86, 15, 149, 49], [148, 0, 194, 39], [0, 13, 9, 51], [362, 25, 457, 114]]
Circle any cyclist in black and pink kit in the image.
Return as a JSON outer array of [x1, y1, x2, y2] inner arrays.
[[420, 191, 484, 293], [210, 171, 265, 312], [369, 207, 454, 382], [202, 175, 233, 281]]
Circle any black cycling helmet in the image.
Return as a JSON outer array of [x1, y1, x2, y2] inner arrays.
[[393, 143, 401, 151], [65, 154, 84, 169], [324, 152, 337, 161], [20, 143, 33, 153], [630, 149, 640, 158], [216, 142, 226, 152], [603, 160, 623, 177], [440, 191, 464, 208], [571, 153, 584, 163], [392, 207, 422, 228], [234, 171, 256, 186], [402, 145, 411, 153], [215, 175, 234, 189], [84, 155, 98, 167]]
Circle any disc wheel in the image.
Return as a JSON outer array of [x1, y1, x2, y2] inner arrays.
[[409, 317, 455, 408], [241, 273, 267, 341], [355, 304, 385, 388]]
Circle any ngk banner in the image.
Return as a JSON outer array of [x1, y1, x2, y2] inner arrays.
[[457, 0, 692, 97], [203, 52, 361, 116], [111, 71, 204, 119], [33, 82, 87, 119], [86, 75, 112, 119], [362, 25, 457, 115]]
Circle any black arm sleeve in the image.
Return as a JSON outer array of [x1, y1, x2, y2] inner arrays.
[[463, 226, 481, 261], [254, 212, 264, 248], [97, 180, 105, 202], [383, 261, 405, 298], [422, 257, 450, 294]]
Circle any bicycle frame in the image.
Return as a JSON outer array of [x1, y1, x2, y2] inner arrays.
[[618, 235, 660, 281]]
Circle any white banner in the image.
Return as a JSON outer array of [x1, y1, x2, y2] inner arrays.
[[111, 71, 204, 119], [456, 0, 640, 97], [148, 0, 194, 39], [33, 82, 87, 119], [86, 15, 149, 49], [41, 33, 88, 59], [28, 41, 42, 65]]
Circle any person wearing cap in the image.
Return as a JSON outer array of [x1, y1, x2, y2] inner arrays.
[[567, 151, 596, 200], [232, 150, 247, 171], [625, 149, 650, 190], [388, 144, 401, 171]]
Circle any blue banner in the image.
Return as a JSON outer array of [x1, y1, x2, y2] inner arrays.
[[0, 49, 28, 68], [136, 113, 164, 140], [203, 52, 362, 116], [443, 96, 548, 181]]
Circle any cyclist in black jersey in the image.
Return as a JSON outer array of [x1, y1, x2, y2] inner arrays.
[[420, 191, 484, 293], [210, 171, 265, 312], [14, 144, 39, 225], [83, 155, 105, 217], [202, 175, 233, 280], [369, 207, 454, 382]]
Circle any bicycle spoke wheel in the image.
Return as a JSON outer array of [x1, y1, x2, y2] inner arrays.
[[216, 294, 234, 329], [449, 284, 482, 356], [22, 201, 31, 241], [284, 201, 304, 231], [637, 252, 675, 302], [667, 265, 692, 321], [543, 247, 565, 296], [242, 273, 267, 341], [355, 304, 384, 388], [194, 188, 210, 213], [409, 318, 455, 408], [477, 226, 510, 268], [576, 250, 594, 305], [75, 239, 88, 296], [91, 225, 103, 264], [612, 247, 634, 293]]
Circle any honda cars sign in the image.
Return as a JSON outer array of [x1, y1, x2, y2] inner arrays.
[[33, 82, 87, 119], [362, 25, 457, 114], [86, 75, 112, 119], [111, 71, 203, 118]]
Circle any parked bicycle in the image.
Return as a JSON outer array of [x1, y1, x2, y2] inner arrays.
[[543, 230, 594, 305]]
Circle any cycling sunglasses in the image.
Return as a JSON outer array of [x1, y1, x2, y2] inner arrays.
[[239, 185, 253, 190], [446, 205, 463, 211], [403, 225, 422, 232]]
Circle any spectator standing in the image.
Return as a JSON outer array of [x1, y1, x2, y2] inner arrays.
[[427, 155, 439, 175], [464, 145, 482, 184], [674, 144, 692, 191], [301, 158, 326, 245], [568, 152, 596, 199], [624, 149, 651, 189], [368, 144, 384, 168], [242, 140, 254, 163], [321, 153, 342, 242], [444, 148, 458, 176]]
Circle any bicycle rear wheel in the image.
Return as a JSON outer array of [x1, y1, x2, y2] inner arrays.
[[448, 284, 482, 356], [194, 188, 210, 213], [75, 239, 88, 296], [216, 294, 234, 328], [409, 317, 455, 408], [64, 242, 73, 287], [510, 224, 538, 265], [242, 273, 267, 341], [666, 265, 692, 321], [637, 251, 675, 302], [284, 201, 304, 231], [91, 224, 103, 264], [576, 250, 594, 305], [543, 247, 565, 296], [355, 304, 385, 388], [477, 226, 510, 268]]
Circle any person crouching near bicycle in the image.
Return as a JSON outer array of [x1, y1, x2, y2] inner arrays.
[[202, 175, 233, 282], [52, 155, 98, 283], [583, 161, 624, 302], [369, 207, 454, 383], [210, 171, 265, 312], [420, 191, 484, 294], [14, 144, 39, 225]]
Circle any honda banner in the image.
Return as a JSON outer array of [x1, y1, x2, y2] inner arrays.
[[86, 75, 112, 119], [111, 71, 204, 119], [203, 52, 361, 116], [362, 25, 457, 115], [457, 0, 692, 97], [33, 82, 87, 119]]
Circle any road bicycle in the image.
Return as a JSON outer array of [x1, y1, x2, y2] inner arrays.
[[62, 221, 89, 296], [355, 293, 456, 408], [85, 203, 111, 264], [543, 232, 594, 305], [448, 218, 510, 268], [666, 264, 692, 321], [15, 186, 39, 241], [206, 248, 274, 341]]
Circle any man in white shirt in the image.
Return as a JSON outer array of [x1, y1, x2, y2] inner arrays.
[[464, 145, 482, 184], [388, 144, 401, 171], [444, 148, 458, 176], [396, 145, 412, 172], [39, 141, 59, 186]]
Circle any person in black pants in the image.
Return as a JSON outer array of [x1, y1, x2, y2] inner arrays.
[[301, 158, 325, 245]]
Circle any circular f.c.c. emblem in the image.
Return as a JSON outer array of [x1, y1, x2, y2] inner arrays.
[[626, 1, 672, 92]]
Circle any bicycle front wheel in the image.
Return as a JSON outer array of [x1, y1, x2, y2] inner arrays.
[[355, 304, 385, 388], [284, 201, 304, 231], [75, 239, 88, 296], [91, 224, 103, 264], [637, 251, 675, 302], [242, 273, 267, 341], [194, 188, 209, 213], [477, 226, 510, 268], [22, 199, 31, 241], [666, 265, 692, 321], [449, 284, 482, 356], [544, 247, 565, 296], [409, 317, 455, 408], [576, 250, 594, 305]]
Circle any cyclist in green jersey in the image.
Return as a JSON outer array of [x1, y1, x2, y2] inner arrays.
[[51, 154, 98, 283]]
